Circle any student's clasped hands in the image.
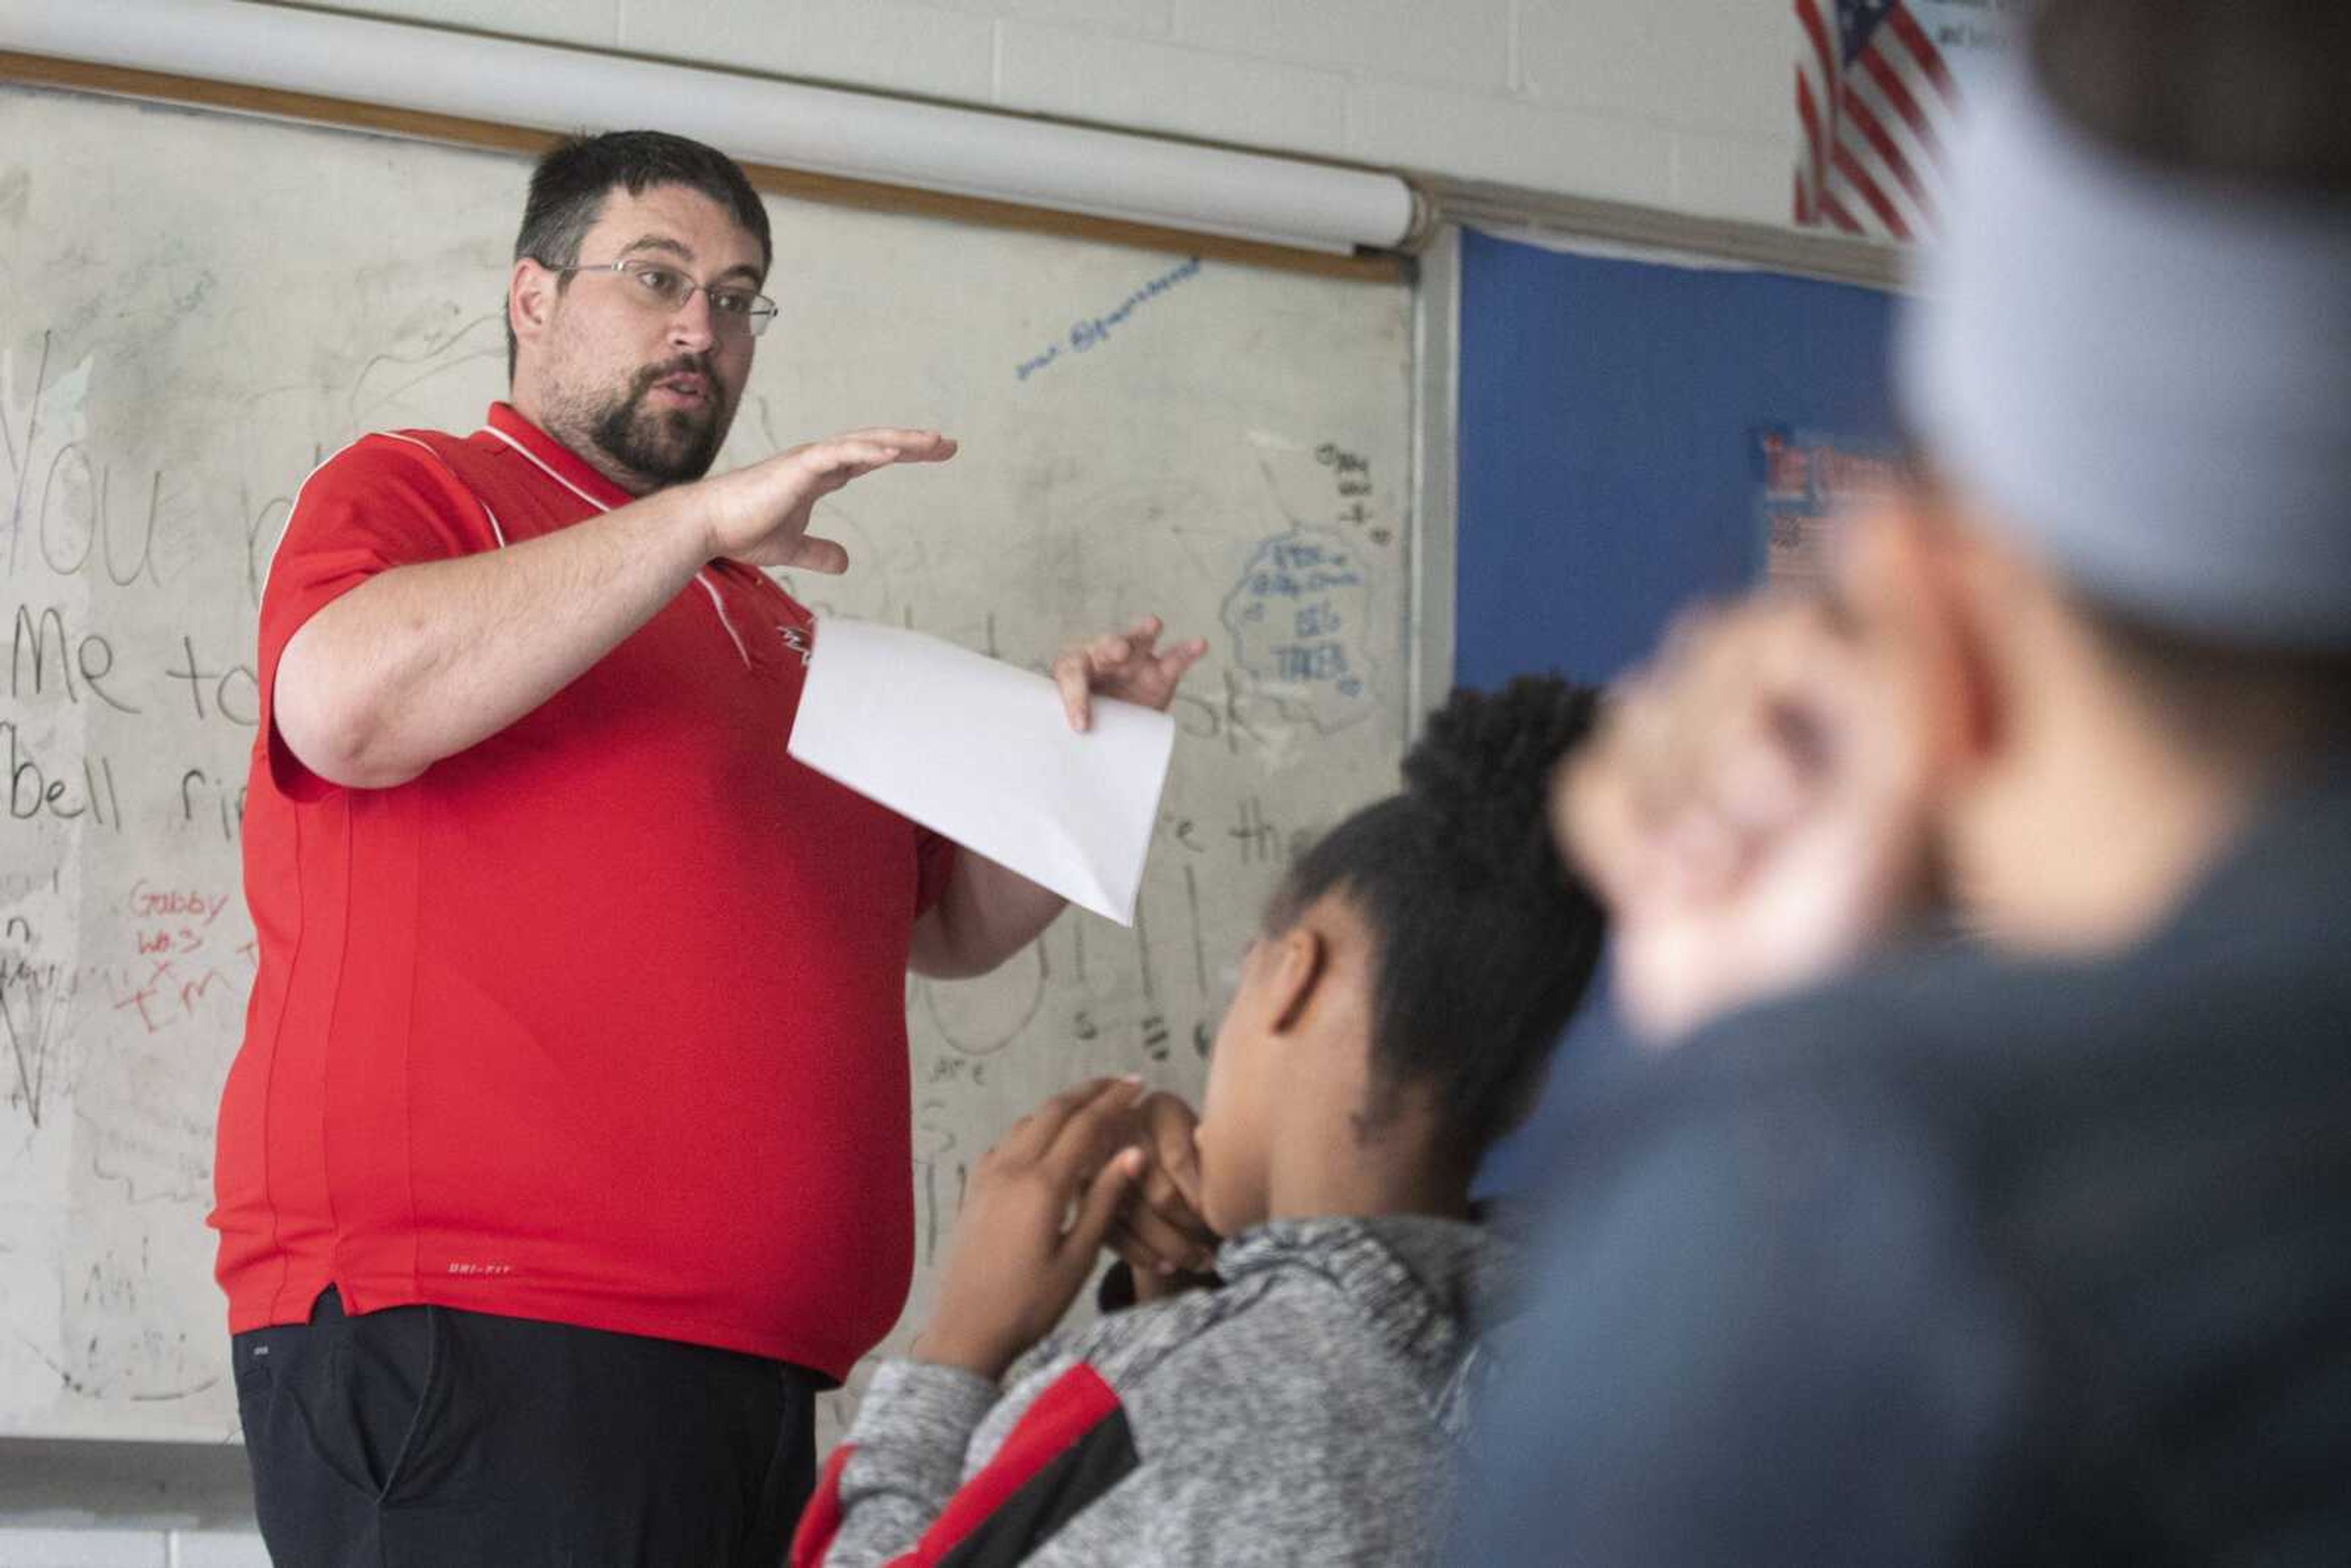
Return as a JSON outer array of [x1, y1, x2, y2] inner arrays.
[[1103, 1090, 1218, 1288], [912, 1080, 1215, 1381], [913, 1079, 1152, 1380]]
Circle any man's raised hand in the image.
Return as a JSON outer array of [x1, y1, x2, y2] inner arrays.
[[700, 427, 956, 572]]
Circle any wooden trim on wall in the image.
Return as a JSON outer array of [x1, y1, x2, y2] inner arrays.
[[0, 48, 1408, 285]]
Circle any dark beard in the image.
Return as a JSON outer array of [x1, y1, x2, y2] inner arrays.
[[587, 356, 729, 487]]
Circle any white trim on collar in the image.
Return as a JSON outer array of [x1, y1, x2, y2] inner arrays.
[[474, 422, 751, 668]]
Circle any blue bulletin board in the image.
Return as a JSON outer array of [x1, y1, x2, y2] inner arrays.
[[1457, 228, 1899, 1190], [1455, 228, 1900, 689]]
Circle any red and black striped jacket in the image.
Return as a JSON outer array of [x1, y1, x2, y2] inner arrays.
[[792, 1215, 1505, 1567]]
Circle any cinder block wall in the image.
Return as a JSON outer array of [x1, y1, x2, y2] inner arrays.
[[268, 0, 1798, 222]]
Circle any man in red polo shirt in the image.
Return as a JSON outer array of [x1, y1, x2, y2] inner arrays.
[[211, 130, 1204, 1568]]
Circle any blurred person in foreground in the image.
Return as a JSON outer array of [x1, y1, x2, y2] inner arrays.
[[1459, 0, 2351, 1561]]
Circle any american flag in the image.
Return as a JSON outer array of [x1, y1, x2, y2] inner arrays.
[[1794, 0, 1963, 240]]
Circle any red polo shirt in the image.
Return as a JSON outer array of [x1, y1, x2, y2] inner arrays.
[[212, 403, 952, 1380]]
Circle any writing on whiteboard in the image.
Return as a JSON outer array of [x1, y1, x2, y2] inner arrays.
[[1014, 257, 1205, 381]]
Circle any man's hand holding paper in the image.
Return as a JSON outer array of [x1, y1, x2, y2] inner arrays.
[[787, 615, 1204, 927]]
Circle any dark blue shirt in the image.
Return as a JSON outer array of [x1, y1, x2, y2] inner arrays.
[[1458, 770, 2351, 1565]]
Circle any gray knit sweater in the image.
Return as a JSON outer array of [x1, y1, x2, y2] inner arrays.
[[795, 1215, 1502, 1567]]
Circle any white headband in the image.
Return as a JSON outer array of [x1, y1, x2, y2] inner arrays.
[[1895, 72, 2351, 648]]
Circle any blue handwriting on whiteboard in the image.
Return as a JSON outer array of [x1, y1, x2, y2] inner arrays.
[[1013, 257, 1205, 381], [1221, 527, 1378, 730]]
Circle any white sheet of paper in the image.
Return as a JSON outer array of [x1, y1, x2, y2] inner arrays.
[[786, 617, 1176, 926]]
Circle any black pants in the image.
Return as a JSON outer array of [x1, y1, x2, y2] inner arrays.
[[234, 1291, 818, 1567]]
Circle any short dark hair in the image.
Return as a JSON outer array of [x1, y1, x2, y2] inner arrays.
[[2032, 0, 2351, 199], [504, 130, 773, 375], [1266, 675, 1606, 1174]]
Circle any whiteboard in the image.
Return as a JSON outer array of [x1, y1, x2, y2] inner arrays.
[[0, 84, 1414, 1444]]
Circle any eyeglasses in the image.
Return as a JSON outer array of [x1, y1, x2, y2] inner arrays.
[[542, 257, 779, 337]]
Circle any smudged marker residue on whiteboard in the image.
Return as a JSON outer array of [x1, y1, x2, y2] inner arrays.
[[1014, 257, 1205, 381]]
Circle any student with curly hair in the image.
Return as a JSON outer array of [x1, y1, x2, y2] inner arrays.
[[792, 676, 1607, 1567]]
